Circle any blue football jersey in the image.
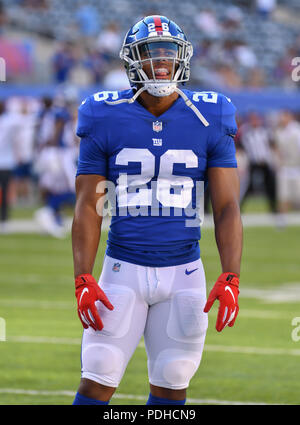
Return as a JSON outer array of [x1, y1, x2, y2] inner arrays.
[[76, 89, 237, 267]]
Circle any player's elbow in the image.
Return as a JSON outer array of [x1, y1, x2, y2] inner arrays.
[[213, 199, 241, 224], [73, 200, 102, 230]]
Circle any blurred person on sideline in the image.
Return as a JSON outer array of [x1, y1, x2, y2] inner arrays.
[[239, 112, 277, 213], [34, 96, 54, 151], [34, 88, 78, 238], [0, 101, 18, 231], [234, 116, 250, 201], [273, 110, 300, 215], [13, 99, 36, 205]]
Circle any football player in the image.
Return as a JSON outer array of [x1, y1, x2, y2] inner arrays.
[[72, 15, 243, 405], [34, 89, 78, 238]]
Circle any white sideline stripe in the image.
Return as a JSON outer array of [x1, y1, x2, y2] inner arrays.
[[240, 284, 300, 303], [204, 344, 300, 356], [239, 309, 291, 319], [0, 299, 73, 310], [8, 336, 82, 345], [6, 336, 300, 357], [3, 212, 300, 234], [0, 388, 273, 405]]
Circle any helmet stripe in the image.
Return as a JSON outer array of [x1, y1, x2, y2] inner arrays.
[[153, 16, 163, 32]]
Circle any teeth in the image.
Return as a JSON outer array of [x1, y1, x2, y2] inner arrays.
[[155, 68, 168, 74], [155, 70, 169, 77]]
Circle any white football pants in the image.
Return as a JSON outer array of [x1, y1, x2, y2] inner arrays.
[[80, 255, 208, 390]]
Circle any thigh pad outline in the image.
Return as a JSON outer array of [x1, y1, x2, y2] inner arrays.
[[95, 284, 136, 338], [167, 289, 208, 343]]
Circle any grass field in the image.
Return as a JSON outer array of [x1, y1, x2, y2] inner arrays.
[[0, 223, 300, 405]]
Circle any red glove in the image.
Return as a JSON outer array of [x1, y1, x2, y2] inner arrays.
[[75, 274, 114, 331], [204, 272, 239, 332]]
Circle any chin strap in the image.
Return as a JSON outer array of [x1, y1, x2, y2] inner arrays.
[[174, 87, 209, 127], [104, 86, 209, 127], [104, 86, 147, 105]]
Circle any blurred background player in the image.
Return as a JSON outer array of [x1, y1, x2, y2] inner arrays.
[[239, 111, 277, 213], [273, 110, 300, 217], [34, 86, 79, 238], [12, 98, 36, 206], [0, 100, 18, 231]]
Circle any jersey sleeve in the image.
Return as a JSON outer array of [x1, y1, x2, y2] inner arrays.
[[207, 94, 238, 168], [76, 97, 94, 138], [76, 97, 107, 177]]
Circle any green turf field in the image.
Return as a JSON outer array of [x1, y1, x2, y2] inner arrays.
[[0, 224, 300, 405]]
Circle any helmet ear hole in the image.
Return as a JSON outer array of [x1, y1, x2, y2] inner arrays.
[[184, 65, 190, 80]]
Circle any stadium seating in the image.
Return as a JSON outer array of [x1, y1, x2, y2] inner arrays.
[[1, 0, 300, 87]]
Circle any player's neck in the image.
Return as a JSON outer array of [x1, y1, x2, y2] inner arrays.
[[137, 88, 179, 117]]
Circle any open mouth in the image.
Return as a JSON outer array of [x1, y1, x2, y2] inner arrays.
[[154, 67, 171, 79]]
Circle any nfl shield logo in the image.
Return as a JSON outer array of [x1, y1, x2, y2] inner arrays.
[[153, 121, 163, 132], [112, 263, 121, 272]]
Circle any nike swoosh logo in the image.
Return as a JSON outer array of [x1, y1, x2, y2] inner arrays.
[[79, 287, 89, 304], [225, 285, 235, 303], [185, 268, 198, 275]]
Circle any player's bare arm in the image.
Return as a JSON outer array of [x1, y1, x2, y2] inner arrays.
[[204, 167, 243, 332], [72, 174, 113, 332], [209, 167, 242, 276], [72, 174, 105, 277]]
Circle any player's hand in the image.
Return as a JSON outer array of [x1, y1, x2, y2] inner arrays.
[[75, 273, 114, 331], [203, 272, 239, 332]]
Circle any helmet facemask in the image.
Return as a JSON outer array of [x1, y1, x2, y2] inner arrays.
[[120, 37, 193, 97]]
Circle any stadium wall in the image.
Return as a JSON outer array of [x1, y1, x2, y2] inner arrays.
[[0, 85, 300, 115]]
